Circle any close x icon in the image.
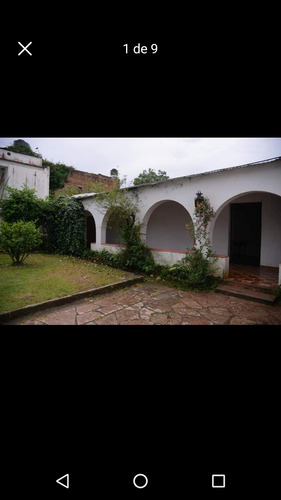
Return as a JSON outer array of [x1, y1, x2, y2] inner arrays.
[[18, 41, 32, 56]]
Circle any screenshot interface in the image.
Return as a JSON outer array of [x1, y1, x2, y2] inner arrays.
[[1, 6, 280, 500]]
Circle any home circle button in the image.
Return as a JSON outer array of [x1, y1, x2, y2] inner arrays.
[[133, 474, 148, 489]]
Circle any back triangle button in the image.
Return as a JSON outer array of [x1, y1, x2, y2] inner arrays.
[[56, 474, 69, 489]]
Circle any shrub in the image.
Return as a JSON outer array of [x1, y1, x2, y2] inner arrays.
[[181, 249, 216, 288], [159, 252, 220, 290], [159, 263, 191, 282], [39, 196, 86, 256], [42, 159, 74, 195], [52, 197, 86, 256], [0, 186, 45, 223], [0, 187, 87, 257], [0, 220, 42, 265], [118, 242, 158, 274], [80, 249, 121, 268]]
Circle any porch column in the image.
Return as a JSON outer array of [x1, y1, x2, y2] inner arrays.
[[93, 225, 106, 251], [140, 223, 147, 245]]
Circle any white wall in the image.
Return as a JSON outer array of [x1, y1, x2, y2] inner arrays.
[[79, 158, 281, 268], [7, 163, 50, 199], [0, 149, 42, 167], [0, 150, 49, 199], [212, 205, 230, 256], [259, 193, 281, 266], [146, 201, 193, 251]]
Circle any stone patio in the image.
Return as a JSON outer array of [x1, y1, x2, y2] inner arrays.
[[6, 282, 281, 325]]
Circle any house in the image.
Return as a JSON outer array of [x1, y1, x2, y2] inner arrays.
[[73, 156, 281, 284], [0, 147, 50, 199], [0, 143, 115, 199]]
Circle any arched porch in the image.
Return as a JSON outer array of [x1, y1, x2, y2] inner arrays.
[[141, 200, 193, 265], [211, 191, 281, 288], [85, 210, 96, 249]]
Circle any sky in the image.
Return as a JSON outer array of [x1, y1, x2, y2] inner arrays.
[[1, 137, 281, 186]]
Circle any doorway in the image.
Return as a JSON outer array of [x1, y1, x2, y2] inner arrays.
[[230, 202, 262, 266], [86, 212, 96, 249]]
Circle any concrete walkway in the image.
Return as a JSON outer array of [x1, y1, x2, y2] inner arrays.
[[6, 282, 281, 325]]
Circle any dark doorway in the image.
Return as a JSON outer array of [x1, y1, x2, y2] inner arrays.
[[86, 212, 96, 249], [230, 202, 262, 266]]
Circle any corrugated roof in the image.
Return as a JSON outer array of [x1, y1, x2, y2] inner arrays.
[[127, 156, 281, 189], [72, 156, 281, 199]]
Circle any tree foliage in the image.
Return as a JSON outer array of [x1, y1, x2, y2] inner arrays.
[[95, 182, 139, 242], [0, 186, 86, 257], [95, 183, 157, 273], [0, 220, 42, 265], [6, 143, 37, 157], [43, 159, 74, 195], [133, 168, 169, 186], [0, 186, 45, 223], [50, 196, 86, 256]]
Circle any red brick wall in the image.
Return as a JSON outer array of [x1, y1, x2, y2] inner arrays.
[[55, 169, 116, 194]]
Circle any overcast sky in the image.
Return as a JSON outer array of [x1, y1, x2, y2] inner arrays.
[[1, 137, 281, 185]]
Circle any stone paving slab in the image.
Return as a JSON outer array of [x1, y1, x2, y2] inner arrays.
[[4, 282, 281, 326], [0, 275, 144, 323], [216, 283, 277, 304]]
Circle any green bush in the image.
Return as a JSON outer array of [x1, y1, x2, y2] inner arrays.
[[118, 242, 158, 274], [159, 263, 191, 282], [0, 187, 86, 258], [83, 249, 122, 268], [159, 249, 219, 290], [0, 220, 42, 265], [0, 186, 45, 223], [182, 249, 215, 286], [81, 246, 158, 275], [52, 197, 86, 256], [42, 159, 74, 195]]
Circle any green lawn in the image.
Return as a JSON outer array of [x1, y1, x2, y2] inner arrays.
[[0, 252, 135, 312]]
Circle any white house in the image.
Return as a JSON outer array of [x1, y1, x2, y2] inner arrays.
[[74, 156, 281, 283], [0, 148, 50, 199]]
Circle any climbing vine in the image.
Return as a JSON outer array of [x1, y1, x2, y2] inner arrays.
[[186, 197, 216, 257], [41, 196, 86, 256], [181, 197, 218, 286], [0, 186, 86, 257], [95, 182, 157, 273], [158, 197, 219, 290]]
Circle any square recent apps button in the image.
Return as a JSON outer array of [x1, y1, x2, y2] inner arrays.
[[212, 474, 225, 488]]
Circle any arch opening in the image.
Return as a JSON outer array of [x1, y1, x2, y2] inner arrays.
[[212, 191, 281, 268], [85, 210, 96, 249], [145, 200, 193, 252], [105, 209, 125, 245]]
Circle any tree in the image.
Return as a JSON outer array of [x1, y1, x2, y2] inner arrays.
[[51, 197, 86, 256], [43, 159, 74, 195], [0, 220, 42, 265], [95, 181, 139, 245], [0, 186, 45, 224], [95, 182, 156, 273], [6, 142, 37, 157], [133, 168, 169, 186]]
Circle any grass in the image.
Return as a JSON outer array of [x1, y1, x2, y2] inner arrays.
[[0, 252, 135, 312]]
